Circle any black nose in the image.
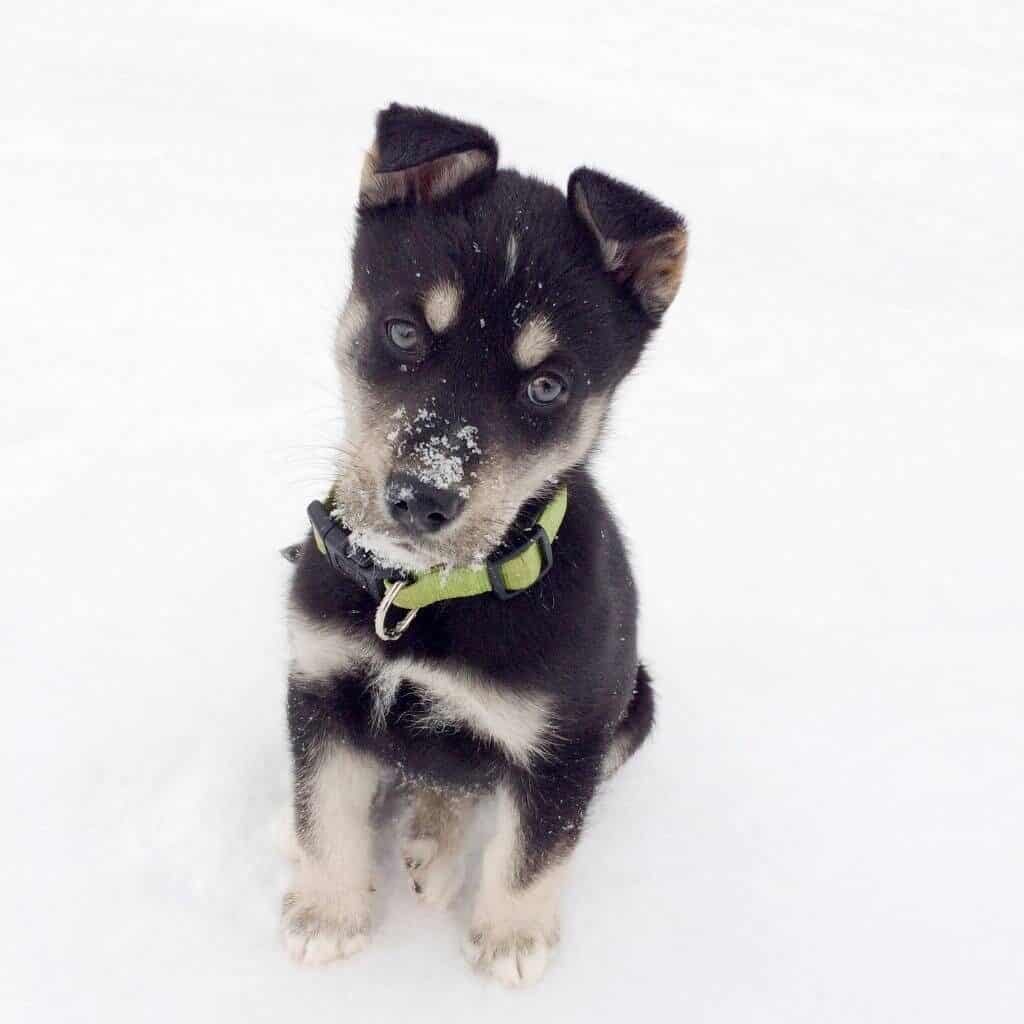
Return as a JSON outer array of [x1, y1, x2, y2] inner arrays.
[[386, 473, 464, 534]]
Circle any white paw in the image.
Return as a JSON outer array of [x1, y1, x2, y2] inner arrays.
[[402, 836, 465, 909], [462, 922, 558, 987], [281, 890, 370, 965]]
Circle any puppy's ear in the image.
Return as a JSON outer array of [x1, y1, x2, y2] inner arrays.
[[360, 104, 498, 209], [568, 168, 687, 320]]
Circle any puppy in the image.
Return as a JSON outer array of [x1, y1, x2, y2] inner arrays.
[[284, 104, 687, 986]]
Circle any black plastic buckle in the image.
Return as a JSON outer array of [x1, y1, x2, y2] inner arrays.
[[485, 523, 554, 600], [307, 500, 401, 602]]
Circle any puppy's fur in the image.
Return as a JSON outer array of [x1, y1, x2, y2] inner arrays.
[[284, 104, 686, 985]]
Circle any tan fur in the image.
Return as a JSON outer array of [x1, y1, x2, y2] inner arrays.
[[360, 144, 492, 208], [422, 280, 462, 334], [512, 315, 559, 370], [288, 609, 374, 682], [389, 660, 558, 766], [334, 292, 369, 362], [464, 787, 565, 986], [623, 226, 688, 314], [282, 744, 379, 964], [571, 181, 687, 314], [402, 789, 477, 907]]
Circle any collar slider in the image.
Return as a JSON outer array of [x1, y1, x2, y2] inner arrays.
[[486, 523, 554, 600]]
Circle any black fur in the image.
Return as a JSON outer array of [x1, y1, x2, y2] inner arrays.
[[569, 167, 684, 244], [373, 103, 497, 176], [287, 105, 685, 895]]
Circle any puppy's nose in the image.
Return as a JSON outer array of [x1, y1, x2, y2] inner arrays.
[[386, 473, 463, 533]]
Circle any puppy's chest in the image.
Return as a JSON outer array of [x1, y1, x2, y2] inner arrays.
[[289, 613, 554, 767]]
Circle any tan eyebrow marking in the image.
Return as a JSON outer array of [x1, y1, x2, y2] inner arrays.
[[421, 280, 462, 334], [512, 315, 559, 370]]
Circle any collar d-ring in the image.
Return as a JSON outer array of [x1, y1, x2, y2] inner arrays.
[[374, 580, 418, 641]]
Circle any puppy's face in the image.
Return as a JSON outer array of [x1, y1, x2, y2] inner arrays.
[[331, 105, 687, 572]]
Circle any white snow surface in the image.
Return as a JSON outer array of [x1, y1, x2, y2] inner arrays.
[[3, 2, 1022, 1020]]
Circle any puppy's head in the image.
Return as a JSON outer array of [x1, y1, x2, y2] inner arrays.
[[332, 104, 687, 572]]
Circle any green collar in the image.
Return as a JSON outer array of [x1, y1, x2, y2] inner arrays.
[[307, 485, 568, 641], [392, 484, 567, 609]]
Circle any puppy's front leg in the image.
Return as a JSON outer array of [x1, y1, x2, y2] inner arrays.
[[283, 682, 379, 965], [465, 763, 599, 987]]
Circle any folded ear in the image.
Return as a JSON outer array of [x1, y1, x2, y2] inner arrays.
[[360, 104, 498, 209], [568, 168, 687, 320]]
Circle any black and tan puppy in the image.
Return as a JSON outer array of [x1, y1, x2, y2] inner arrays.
[[284, 104, 687, 985]]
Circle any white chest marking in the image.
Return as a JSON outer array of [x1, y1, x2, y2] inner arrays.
[[383, 659, 556, 766], [288, 612, 376, 681], [287, 610, 555, 766]]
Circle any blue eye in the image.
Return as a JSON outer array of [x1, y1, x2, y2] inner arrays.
[[527, 372, 568, 406], [386, 318, 420, 351]]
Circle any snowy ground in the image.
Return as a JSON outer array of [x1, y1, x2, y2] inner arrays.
[[3, 2, 1022, 1020]]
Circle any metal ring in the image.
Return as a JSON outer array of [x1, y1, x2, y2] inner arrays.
[[374, 581, 418, 642]]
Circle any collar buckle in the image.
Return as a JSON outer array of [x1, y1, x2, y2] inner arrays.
[[307, 500, 404, 602], [485, 523, 554, 600]]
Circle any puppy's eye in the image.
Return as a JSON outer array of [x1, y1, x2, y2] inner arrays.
[[527, 372, 568, 407], [386, 318, 420, 352]]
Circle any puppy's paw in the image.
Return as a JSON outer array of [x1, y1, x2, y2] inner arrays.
[[281, 890, 370, 965], [402, 836, 465, 908], [462, 921, 558, 987]]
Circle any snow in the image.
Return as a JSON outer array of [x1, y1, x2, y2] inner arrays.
[[2, 1, 1022, 1021], [413, 438, 467, 489], [380, 403, 479, 491]]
